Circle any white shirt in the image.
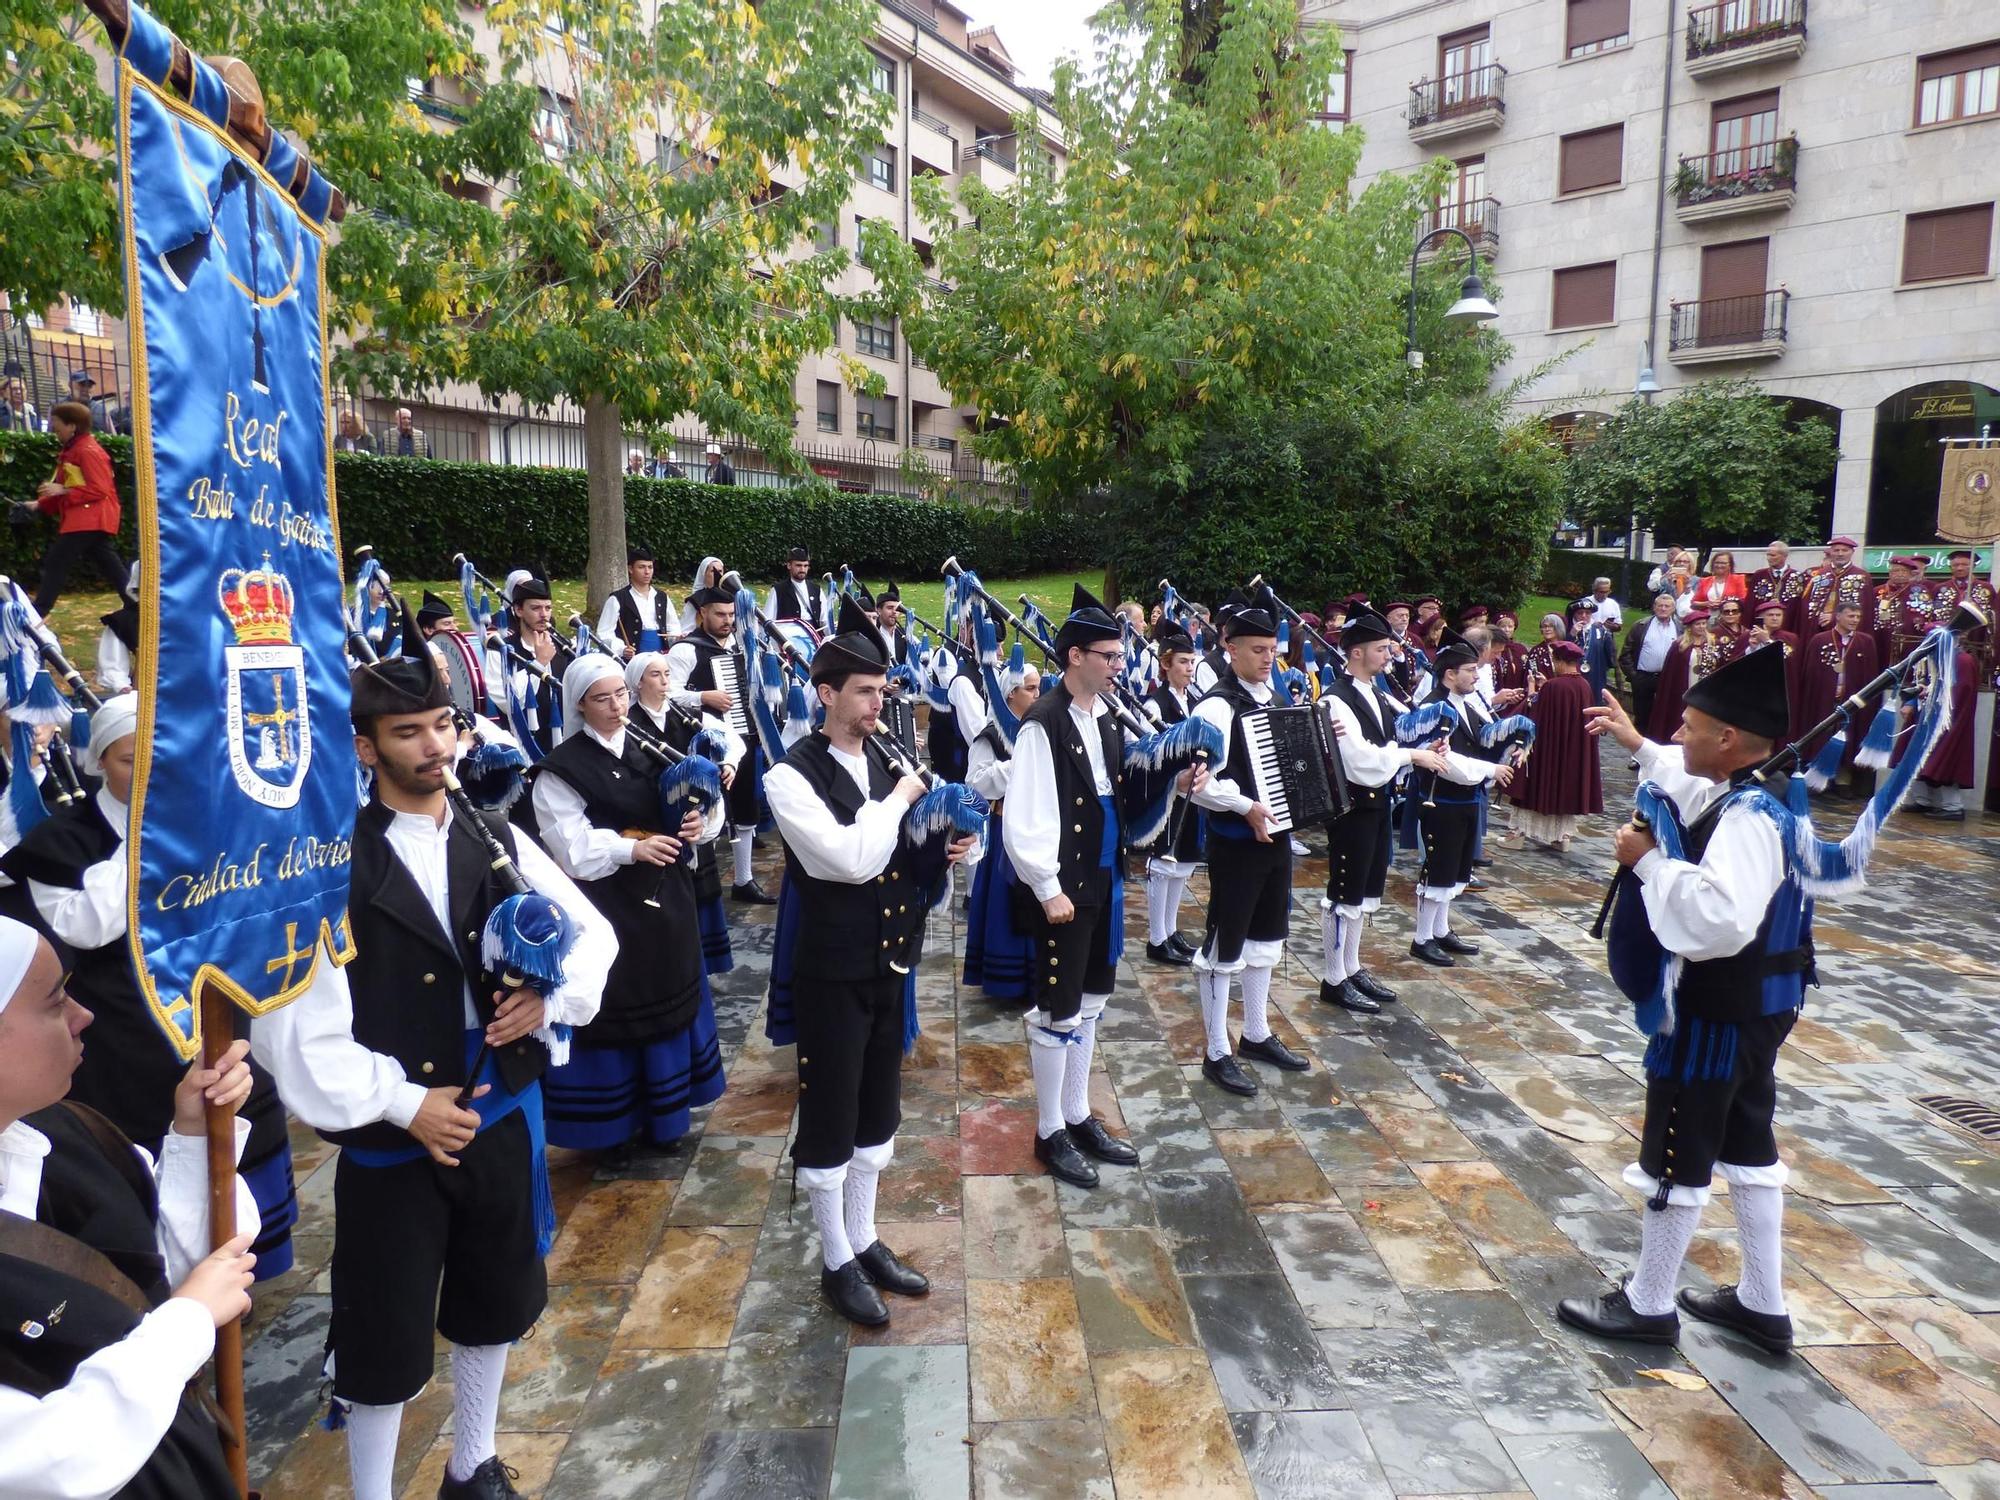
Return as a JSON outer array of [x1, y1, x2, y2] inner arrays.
[[0, 1117, 257, 1500], [96, 629, 133, 696], [1320, 675, 1416, 790], [1592, 596, 1623, 629], [1635, 615, 1680, 673], [30, 788, 130, 951], [1437, 691, 1503, 786], [766, 583, 825, 630], [0, 759, 50, 866], [1630, 741, 1786, 962], [251, 803, 614, 1132], [1191, 674, 1272, 817], [947, 674, 987, 740], [964, 719, 1013, 804], [764, 742, 907, 884], [533, 724, 726, 883], [1004, 698, 1113, 903], [596, 587, 674, 648], [665, 634, 734, 718]]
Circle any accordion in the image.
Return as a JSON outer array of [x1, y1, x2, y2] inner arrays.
[[713, 649, 754, 744], [1240, 704, 1351, 833]]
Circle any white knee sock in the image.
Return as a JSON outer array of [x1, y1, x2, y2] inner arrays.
[[801, 1165, 854, 1270], [1062, 1015, 1101, 1125], [1626, 1203, 1703, 1317], [1435, 895, 1454, 936], [343, 1399, 404, 1500], [1732, 1183, 1789, 1316], [1198, 968, 1233, 1060], [732, 829, 754, 886], [1165, 872, 1190, 933], [1147, 870, 1173, 945], [1321, 907, 1347, 985], [1414, 898, 1438, 943], [1029, 1038, 1069, 1136], [446, 1343, 509, 1483], [1343, 912, 1365, 975], [1239, 965, 1274, 1045], [845, 1140, 892, 1255]]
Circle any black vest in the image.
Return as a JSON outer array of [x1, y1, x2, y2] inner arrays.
[[1676, 771, 1815, 1021], [1013, 682, 1125, 911], [502, 629, 572, 754], [0, 1104, 236, 1499], [1327, 672, 1395, 749], [1146, 684, 1204, 860], [1149, 683, 1192, 726], [0, 799, 185, 1148], [682, 631, 744, 696], [609, 585, 673, 649], [772, 577, 825, 631], [777, 734, 931, 981], [101, 600, 140, 651], [331, 799, 545, 1150], [537, 732, 703, 1043], [1206, 672, 1274, 836]]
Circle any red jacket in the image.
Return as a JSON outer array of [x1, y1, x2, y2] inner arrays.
[[39, 432, 120, 535]]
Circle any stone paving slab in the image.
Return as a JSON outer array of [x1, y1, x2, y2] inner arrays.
[[244, 754, 2000, 1497]]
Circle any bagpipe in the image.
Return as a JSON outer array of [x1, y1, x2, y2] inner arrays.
[[859, 706, 990, 974], [718, 568, 815, 758], [1594, 606, 1986, 1052], [0, 577, 101, 829], [346, 545, 402, 659]]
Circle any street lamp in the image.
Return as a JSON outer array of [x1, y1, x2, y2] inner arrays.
[[1406, 224, 1499, 371], [1635, 347, 1661, 399]]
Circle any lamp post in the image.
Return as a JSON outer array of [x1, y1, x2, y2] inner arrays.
[[1405, 224, 1499, 371], [1628, 345, 1661, 561]]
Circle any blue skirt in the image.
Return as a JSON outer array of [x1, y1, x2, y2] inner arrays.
[[543, 981, 726, 1150], [964, 812, 1032, 1000], [240, 1135, 297, 1281], [697, 889, 735, 975]]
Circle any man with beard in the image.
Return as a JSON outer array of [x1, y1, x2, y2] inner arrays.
[[667, 587, 773, 904]]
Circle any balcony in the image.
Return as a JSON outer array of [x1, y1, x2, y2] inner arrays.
[[971, 140, 1016, 191], [1668, 288, 1790, 363], [1674, 136, 1798, 224], [1686, 0, 1807, 78], [1419, 197, 1502, 256], [911, 107, 958, 175], [1408, 64, 1506, 145]]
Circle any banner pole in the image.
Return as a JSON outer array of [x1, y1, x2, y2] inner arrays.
[[199, 980, 253, 1500]]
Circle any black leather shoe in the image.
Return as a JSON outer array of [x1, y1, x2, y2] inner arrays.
[[439, 1456, 523, 1499], [1318, 979, 1380, 1015], [1464, 877, 1490, 893], [1349, 969, 1398, 1003], [1472, 856, 1494, 867], [822, 1259, 890, 1326], [1034, 1128, 1100, 1188], [731, 880, 777, 905], [855, 1240, 930, 1297], [1146, 939, 1193, 967], [1435, 932, 1480, 956], [1409, 939, 1456, 967], [1556, 1286, 1679, 1346], [1168, 931, 1200, 958], [1677, 1285, 1793, 1354], [1202, 1053, 1259, 1096], [1067, 1115, 1140, 1166], [1240, 1034, 1310, 1071]]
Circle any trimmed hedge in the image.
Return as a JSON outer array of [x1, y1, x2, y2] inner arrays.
[[0, 434, 1087, 582]]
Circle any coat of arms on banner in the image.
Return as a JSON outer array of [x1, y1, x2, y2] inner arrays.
[[220, 558, 312, 808], [1938, 444, 2000, 545]]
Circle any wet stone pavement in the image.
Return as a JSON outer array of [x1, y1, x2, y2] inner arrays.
[[246, 751, 2000, 1498]]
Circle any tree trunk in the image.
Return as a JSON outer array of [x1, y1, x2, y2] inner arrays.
[[583, 395, 626, 621]]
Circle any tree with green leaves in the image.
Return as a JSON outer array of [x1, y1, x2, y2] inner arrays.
[[1565, 377, 1838, 548]]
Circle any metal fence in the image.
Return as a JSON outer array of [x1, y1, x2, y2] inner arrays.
[[1408, 64, 1507, 129], [1687, 0, 1807, 59], [1668, 288, 1792, 352]]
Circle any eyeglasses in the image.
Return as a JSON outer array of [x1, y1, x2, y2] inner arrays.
[[1083, 648, 1123, 665]]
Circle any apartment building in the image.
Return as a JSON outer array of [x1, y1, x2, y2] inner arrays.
[[0, 0, 1060, 499], [1306, 0, 2000, 557]]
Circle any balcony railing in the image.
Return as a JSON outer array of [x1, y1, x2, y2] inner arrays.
[[972, 140, 1017, 172], [883, 0, 941, 34], [912, 107, 956, 140], [1419, 197, 1502, 250], [1673, 135, 1798, 206], [1408, 63, 1507, 129], [1687, 0, 1806, 60], [1668, 288, 1790, 352]]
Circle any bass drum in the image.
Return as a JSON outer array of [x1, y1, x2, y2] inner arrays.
[[771, 618, 820, 665], [434, 629, 488, 719]]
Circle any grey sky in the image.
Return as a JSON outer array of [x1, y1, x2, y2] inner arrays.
[[970, 0, 1102, 90]]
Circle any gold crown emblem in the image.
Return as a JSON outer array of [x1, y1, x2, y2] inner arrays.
[[218, 555, 296, 646]]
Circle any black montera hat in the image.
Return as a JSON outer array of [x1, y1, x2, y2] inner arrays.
[[416, 590, 454, 628], [352, 604, 451, 721], [1432, 626, 1478, 672], [1054, 584, 1121, 656], [812, 595, 892, 682], [1340, 607, 1395, 648], [511, 576, 552, 604], [1683, 642, 1791, 742]]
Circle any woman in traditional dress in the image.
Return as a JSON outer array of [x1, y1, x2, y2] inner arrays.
[[962, 659, 1042, 1001], [626, 650, 744, 976], [533, 656, 726, 1159], [1505, 642, 1602, 853]]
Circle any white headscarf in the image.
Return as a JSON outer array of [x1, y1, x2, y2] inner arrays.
[[0, 913, 43, 1017], [624, 651, 670, 706], [560, 654, 624, 736], [85, 693, 140, 774]]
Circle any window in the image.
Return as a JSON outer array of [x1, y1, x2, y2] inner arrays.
[[1558, 124, 1624, 194], [1315, 50, 1355, 123], [1552, 261, 1617, 328], [1903, 204, 1995, 284], [534, 91, 574, 154], [1566, 0, 1630, 57], [813, 217, 837, 252], [1711, 90, 1779, 175], [870, 51, 896, 97], [816, 381, 841, 434], [1917, 43, 2000, 127], [856, 393, 896, 441], [864, 144, 897, 192], [1440, 26, 1492, 106], [855, 315, 897, 359], [1697, 237, 1771, 344], [1436, 156, 1486, 231]]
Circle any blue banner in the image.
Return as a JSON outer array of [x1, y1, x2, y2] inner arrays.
[[117, 11, 353, 1059]]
